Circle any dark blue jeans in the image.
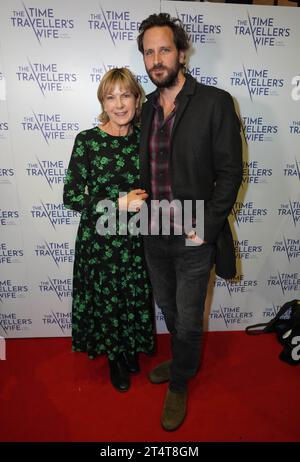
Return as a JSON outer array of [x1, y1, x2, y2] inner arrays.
[[144, 235, 215, 393]]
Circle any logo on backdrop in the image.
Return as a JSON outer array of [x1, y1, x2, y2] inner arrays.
[[42, 311, 71, 334], [278, 200, 300, 226], [283, 158, 300, 180], [92, 116, 100, 128], [16, 60, 77, 95], [242, 160, 272, 186], [34, 240, 75, 267], [0, 243, 23, 264], [234, 239, 263, 260], [230, 67, 284, 100], [38, 277, 72, 301], [273, 236, 300, 261], [231, 201, 268, 225], [289, 120, 300, 135], [262, 303, 281, 320], [30, 201, 79, 228], [291, 75, 300, 101], [234, 14, 290, 51], [0, 313, 32, 334], [26, 158, 67, 188], [176, 10, 221, 44], [155, 308, 165, 324], [267, 271, 300, 294], [89, 64, 150, 85], [88, 7, 140, 43], [188, 67, 218, 87], [215, 274, 258, 295], [0, 122, 8, 139], [10, 3, 74, 43], [0, 168, 15, 184], [0, 209, 19, 226], [0, 280, 28, 303], [242, 115, 278, 142], [21, 112, 79, 143], [209, 305, 253, 327]]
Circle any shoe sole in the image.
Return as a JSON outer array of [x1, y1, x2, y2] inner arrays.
[[148, 374, 170, 384], [148, 360, 171, 384], [112, 384, 130, 393], [161, 416, 186, 432]]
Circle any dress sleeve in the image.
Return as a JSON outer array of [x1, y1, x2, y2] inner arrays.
[[63, 131, 112, 214], [63, 131, 90, 213], [63, 131, 119, 224]]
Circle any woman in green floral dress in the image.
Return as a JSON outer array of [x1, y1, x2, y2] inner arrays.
[[63, 68, 154, 392]]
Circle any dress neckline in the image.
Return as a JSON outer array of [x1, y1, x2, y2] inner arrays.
[[96, 125, 136, 139]]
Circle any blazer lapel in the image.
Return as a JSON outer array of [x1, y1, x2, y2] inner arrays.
[[172, 94, 190, 137], [171, 74, 196, 143]]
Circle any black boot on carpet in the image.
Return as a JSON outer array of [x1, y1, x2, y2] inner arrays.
[[108, 358, 130, 392], [121, 352, 140, 373]]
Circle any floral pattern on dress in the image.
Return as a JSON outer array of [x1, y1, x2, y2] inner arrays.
[[64, 126, 154, 360]]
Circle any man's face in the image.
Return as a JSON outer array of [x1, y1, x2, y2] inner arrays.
[[142, 26, 185, 88]]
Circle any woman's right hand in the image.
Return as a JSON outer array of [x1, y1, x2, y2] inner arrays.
[[118, 189, 148, 212]]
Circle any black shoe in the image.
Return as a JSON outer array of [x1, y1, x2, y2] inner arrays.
[[121, 352, 140, 373], [108, 359, 130, 392]]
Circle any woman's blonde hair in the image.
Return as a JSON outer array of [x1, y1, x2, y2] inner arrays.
[[97, 67, 144, 124]]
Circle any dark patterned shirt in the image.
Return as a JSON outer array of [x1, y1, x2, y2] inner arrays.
[[149, 93, 178, 234], [148, 89, 197, 237], [149, 93, 176, 202]]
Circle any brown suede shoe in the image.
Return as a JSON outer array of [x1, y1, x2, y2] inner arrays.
[[161, 388, 188, 431], [148, 360, 171, 384]]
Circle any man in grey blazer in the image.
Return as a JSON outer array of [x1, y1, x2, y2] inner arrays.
[[137, 13, 243, 431]]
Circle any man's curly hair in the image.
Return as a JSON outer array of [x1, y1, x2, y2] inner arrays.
[[137, 12, 190, 54]]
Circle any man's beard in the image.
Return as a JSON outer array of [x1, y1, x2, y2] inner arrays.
[[147, 62, 181, 89]]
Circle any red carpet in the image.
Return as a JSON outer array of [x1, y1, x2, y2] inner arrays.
[[0, 332, 299, 442]]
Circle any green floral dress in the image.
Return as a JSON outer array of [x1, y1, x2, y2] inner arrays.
[[63, 126, 154, 360]]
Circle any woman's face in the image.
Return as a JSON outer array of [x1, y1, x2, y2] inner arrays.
[[103, 83, 139, 129]]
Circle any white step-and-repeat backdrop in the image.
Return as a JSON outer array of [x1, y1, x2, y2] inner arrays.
[[0, 0, 299, 337]]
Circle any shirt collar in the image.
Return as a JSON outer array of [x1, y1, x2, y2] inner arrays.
[[151, 73, 195, 109]]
